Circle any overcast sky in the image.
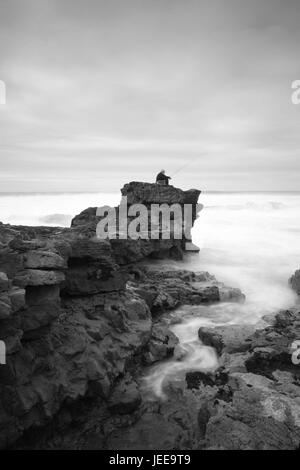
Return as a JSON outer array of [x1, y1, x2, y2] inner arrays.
[[0, 0, 300, 192]]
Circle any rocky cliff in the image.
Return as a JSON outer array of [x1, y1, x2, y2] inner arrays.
[[1, 182, 297, 450], [0, 182, 244, 449], [71, 182, 202, 262]]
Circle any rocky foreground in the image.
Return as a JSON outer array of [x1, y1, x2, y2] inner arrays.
[[0, 182, 299, 450]]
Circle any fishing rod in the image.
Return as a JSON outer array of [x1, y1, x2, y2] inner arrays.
[[171, 156, 200, 177]]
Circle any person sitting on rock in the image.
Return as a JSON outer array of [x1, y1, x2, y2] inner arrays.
[[156, 169, 171, 186]]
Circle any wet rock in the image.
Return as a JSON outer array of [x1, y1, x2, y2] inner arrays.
[[186, 371, 216, 389], [191, 308, 300, 449], [218, 286, 245, 302], [173, 343, 192, 360], [203, 372, 300, 450], [108, 377, 141, 414], [105, 383, 203, 451], [16, 300, 297, 451], [198, 325, 255, 355], [241, 309, 300, 378], [131, 268, 224, 314], [0, 290, 152, 448], [274, 309, 298, 329], [245, 347, 292, 378], [220, 352, 249, 374], [143, 324, 179, 364], [106, 413, 183, 450], [0, 180, 249, 450]]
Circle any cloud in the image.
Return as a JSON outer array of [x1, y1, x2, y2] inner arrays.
[[0, 0, 300, 191]]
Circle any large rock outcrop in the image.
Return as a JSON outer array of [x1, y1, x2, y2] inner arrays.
[[0, 182, 212, 448], [0, 220, 151, 447], [71, 182, 202, 262], [45, 308, 299, 451], [193, 308, 300, 449], [0, 182, 251, 450]]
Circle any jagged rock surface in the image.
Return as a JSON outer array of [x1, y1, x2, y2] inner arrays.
[[3, 182, 282, 450], [0, 182, 210, 449], [71, 182, 202, 261], [193, 308, 300, 449]]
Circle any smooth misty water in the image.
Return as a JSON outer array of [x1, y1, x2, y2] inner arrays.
[[0, 192, 120, 227], [143, 192, 300, 397], [1, 191, 300, 397]]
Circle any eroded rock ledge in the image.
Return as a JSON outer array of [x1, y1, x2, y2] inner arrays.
[[194, 308, 300, 449], [0, 182, 243, 449]]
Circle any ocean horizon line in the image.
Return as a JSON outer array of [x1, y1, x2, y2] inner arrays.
[[0, 190, 300, 196]]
